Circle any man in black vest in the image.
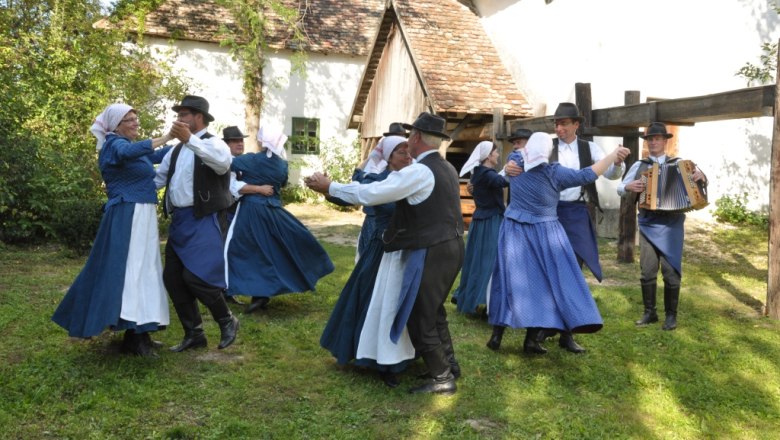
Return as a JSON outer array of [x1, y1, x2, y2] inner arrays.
[[154, 95, 239, 352], [306, 112, 464, 395], [545, 102, 626, 353]]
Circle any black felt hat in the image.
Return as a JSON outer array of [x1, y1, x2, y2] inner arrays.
[[507, 128, 533, 142], [640, 122, 674, 139], [549, 102, 584, 122], [172, 95, 215, 122], [401, 112, 451, 140], [383, 122, 408, 137], [222, 126, 248, 141]]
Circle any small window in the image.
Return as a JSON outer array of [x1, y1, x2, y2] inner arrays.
[[289, 117, 320, 154]]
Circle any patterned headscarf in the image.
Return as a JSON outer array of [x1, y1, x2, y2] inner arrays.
[[522, 132, 553, 171], [257, 126, 289, 160], [459, 141, 494, 177], [90, 103, 133, 151]]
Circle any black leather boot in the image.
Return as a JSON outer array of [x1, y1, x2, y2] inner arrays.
[[409, 348, 457, 395], [523, 328, 548, 354], [121, 330, 157, 357], [439, 325, 461, 380], [486, 325, 505, 351], [636, 282, 659, 325], [536, 328, 558, 343], [662, 285, 679, 331], [245, 296, 270, 314], [559, 331, 586, 354], [170, 301, 207, 352], [217, 314, 240, 349]]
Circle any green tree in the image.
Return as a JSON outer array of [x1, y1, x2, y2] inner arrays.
[[736, 4, 780, 85]]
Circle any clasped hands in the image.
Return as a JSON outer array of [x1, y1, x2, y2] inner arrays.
[[305, 172, 332, 194]]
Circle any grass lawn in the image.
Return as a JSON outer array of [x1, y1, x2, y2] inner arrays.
[[1, 204, 778, 439]]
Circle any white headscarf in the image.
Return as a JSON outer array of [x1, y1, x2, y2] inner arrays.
[[459, 141, 494, 177], [366, 135, 407, 173], [257, 126, 289, 160], [522, 132, 553, 171], [90, 103, 133, 151]]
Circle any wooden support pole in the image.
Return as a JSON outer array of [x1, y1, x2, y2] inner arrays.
[[617, 91, 641, 263], [766, 39, 780, 319], [575, 83, 594, 142]]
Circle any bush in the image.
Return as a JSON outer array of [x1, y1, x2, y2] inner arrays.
[[713, 193, 768, 228], [52, 198, 105, 256]]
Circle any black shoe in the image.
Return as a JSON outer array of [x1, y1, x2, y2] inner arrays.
[[559, 332, 586, 354], [486, 326, 505, 351], [169, 333, 207, 352], [536, 328, 558, 343], [245, 297, 270, 314], [409, 371, 456, 395], [223, 293, 244, 305], [379, 371, 400, 388], [217, 315, 240, 349], [523, 328, 548, 355], [662, 314, 677, 331], [121, 331, 158, 357]]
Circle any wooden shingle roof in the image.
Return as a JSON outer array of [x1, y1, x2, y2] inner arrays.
[[394, 0, 532, 116], [94, 0, 384, 56]]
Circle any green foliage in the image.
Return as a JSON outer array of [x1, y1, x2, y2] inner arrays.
[[280, 184, 319, 205], [713, 193, 769, 228], [317, 137, 361, 186], [736, 41, 778, 86], [0, 0, 188, 244], [51, 198, 104, 255]]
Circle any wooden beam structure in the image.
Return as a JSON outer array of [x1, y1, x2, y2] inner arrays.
[[767, 48, 780, 319]]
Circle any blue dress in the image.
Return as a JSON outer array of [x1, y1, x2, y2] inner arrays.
[[488, 163, 603, 333], [453, 165, 507, 314], [319, 170, 406, 372], [52, 134, 168, 338], [225, 152, 334, 298]]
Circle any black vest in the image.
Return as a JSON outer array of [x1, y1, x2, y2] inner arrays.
[[383, 153, 464, 252], [164, 132, 233, 219], [551, 138, 600, 208]]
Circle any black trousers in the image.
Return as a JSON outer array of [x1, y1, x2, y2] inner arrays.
[[163, 241, 230, 327], [639, 232, 680, 287], [406, 237, 465, 354]]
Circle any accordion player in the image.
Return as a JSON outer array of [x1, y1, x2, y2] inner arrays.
[[638, 159, 708, 212]]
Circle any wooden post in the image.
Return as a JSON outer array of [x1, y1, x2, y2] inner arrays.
[[493, 107, 504, 164], [575, 83, 593, 141], [617, 91, 641, 262], [766, 40, 780, 318]]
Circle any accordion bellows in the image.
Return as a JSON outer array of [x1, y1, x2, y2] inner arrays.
[[639, 160, 708, 212]]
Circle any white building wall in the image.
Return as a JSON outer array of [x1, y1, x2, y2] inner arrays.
[[145, 37, 365, 185], [474, 0, 780, 217]]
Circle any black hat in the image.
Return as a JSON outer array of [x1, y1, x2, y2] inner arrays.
[[222, 126, 248, 141], [383, 122, 408, 137], [401, 112, 451, 140], [549, 102, 584, 122], [640, 122, 673, 139], [507, 128, 533, 142], [172, 95, 215, 122]]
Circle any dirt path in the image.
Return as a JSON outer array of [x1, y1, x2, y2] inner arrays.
[[285, 203, 365, 246]]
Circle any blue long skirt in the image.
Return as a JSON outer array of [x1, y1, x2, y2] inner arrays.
[[488, 218, 603, 333], [454, 215, 502, 314], [226, 201, 334, 297]]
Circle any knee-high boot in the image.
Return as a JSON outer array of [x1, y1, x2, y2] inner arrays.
[[170, 301, 207, 352], [662, 285, 679, 331], [486, 325, 505, 351], [523, 328, 547, 354], [636, 282, 659, 325]]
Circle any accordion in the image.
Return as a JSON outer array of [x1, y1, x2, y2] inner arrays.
[[638, 159, 708, 212]]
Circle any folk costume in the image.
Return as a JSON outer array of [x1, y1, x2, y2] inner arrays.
[[154, 95, 239, 352], [52, 104, 169, 355], [224, 127, 334, 309], [488, 133, 603, 352], [452, 141, 507, 314]]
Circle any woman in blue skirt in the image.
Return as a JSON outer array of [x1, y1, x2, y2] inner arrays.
[[224, 127, 334, 312], [52, 103, 173, 356], [487, 132, 628, 354], [318, 136, 413, 387], [452, 141, 507, 315]]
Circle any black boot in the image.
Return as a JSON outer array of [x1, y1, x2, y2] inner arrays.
[[142, 332, 164, 349], [559, 331, 586, 354], [662, 285, 679, 331], [536, 328, 558, 343], [170, 301, 207, 352], [438, 325, 461, 380], [379, 371, 400, 388], [223, 291, 244, 305], [217, 314, 240, 349], [486, 325, 505, 351], [409, 348, 456, 395], [636, 282, 659, 325], [523, 328, 548, 354], [121, 330, 157, 357], [245, 296, 270, 314]]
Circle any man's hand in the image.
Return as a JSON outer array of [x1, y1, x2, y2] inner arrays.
[[505, 160, 523, 177], [625, 179, 646, 193], [170, 121, 192, 143], [692, 169, 706, 183], [305, 172, 332, 194]]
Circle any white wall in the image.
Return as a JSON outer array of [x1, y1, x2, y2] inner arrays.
[[474, 0, 780, 217], [145, 38, 365, 185]]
